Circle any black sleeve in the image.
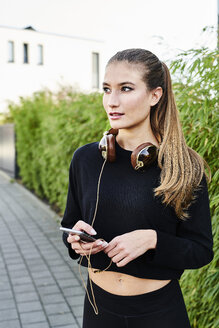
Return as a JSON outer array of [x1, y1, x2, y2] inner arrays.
[[148, 176, 214, 270], [61, 153, 81, 260]]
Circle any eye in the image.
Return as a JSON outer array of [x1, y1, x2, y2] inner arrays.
[[121, 86, 133, 92], [103, 87, 111, 93]]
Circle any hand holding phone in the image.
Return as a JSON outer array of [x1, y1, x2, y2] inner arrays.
[[60, 227, 96, 243], [61, 220, 108, 255], [61, 221, 108, 255]]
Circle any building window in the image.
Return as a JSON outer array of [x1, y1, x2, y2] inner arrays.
[[92, 52, 99, 88], [37, 44, 43, 65], [23, 43, 29, 63], [8, 41, 14, 63]]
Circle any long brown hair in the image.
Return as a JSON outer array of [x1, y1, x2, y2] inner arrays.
[[107, 48, 210, 220]]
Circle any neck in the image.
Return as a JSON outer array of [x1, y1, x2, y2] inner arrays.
[[115, 119, 159, 151]]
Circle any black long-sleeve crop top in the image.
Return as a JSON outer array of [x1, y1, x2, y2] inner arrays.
[[61, 140, 214, 280]]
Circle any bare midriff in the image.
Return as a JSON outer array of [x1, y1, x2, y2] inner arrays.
[[88, 268, 171, 296]]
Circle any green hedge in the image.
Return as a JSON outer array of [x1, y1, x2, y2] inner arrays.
[[9, 48, 218, 327], [10, 89, 110, 212]]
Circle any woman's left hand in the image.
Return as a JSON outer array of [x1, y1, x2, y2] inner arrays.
[[104, 229, 157, 267]]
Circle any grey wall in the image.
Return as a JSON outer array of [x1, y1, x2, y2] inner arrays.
[[0, 124, 17, 177]]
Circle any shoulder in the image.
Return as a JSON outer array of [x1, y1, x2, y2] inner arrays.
[[187, 174, 210, 214], [71, 141, 99, 163], [193, 174, 209, 197]]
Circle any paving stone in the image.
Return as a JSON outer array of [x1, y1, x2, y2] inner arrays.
[[72, 305, 84, 316], [46, 259, 66, 266], [0, 289, 13, 300], [58, 278, 80, 288], [13, 283, 36, 294], [17, 301, 43, 313], [0, 308, 18, 321], [11, 275, 33, 285], [0, 268, 7, 276], [0, 319, 21, 328], [77, 316, 83, 326], [8, 269, 29, 278], [0, 275, 9, 284], [66, 295, 85, 306], [44, 302, 70, 315], [40, 293, 66, 305], [48, 312, 76, 326], [49, 265, 72, 273], [0, 280, 10, 290], [15, 292, 39, 303], [7, 263, 26, 271], [54, 325, 78, 328], [25, 259, 45, 266], [1, 244, 18, 252], [0, 262, 5, 269], [23, 253, 42, 261], [34, 274, 56, 284], [53, 270, 75, 280], [29, 265, 48, 273], [31, 271, 53, 279], [0, 299, 16, 310], [5, 258, 25, 265], [23, 322, 50, 328], [37, 284, 60, 296], [20, 311, 47, 325], [62, 286, 84, 297]]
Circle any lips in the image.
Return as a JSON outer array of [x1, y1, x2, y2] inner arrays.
[[109, 112, 124, 116]]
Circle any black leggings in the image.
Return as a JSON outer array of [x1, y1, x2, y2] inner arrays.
[[82, 278, 191, 328]]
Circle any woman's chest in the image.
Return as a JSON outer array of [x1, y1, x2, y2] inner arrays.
[[77, 161, 178, 240]]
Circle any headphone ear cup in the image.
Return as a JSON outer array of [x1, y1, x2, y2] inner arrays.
[[99, 133, 117, 162], [106, 134, 116, 162], [131, 143, 158, 170]]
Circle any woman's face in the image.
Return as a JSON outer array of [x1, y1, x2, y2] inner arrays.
[[102, 61, 160, 131]]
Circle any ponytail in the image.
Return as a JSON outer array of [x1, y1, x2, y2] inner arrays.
[[152, 62, 210, 219]]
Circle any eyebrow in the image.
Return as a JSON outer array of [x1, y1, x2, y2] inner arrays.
[[102, 81, 136, 87]]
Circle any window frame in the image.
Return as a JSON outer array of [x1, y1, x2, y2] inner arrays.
[[8, 41, 15, 63], [23, 43, 29, 64], [92, 52, 100, 89], [37, 44, 44, 65]]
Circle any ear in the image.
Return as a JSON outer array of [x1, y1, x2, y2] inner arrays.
[[150, 87, 163, 106]]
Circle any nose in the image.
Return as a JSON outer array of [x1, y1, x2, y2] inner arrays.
[[108, 91, 120, 108]]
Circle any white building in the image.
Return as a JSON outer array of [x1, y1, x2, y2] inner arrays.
[[0, 25, 105, 113]]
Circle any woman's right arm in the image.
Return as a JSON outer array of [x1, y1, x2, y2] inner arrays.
[[61, 153, 108, 259], [61, 154, 83, 259]]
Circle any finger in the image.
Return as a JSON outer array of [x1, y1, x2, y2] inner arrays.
[[107, 246, 121, 258], [71, 241, 94, 253], [67, 234, 80, 243], [104, 239, 118, 253], [111, 252, 127, 264], [76, 244, 104, 255], [73, 243, 87, 255], [78, 240, 108, 254], [70, 241, 81, 251], [80, 242, 109, 256], [81, 240, 108, 250], [116, 256, 131, 267], [78, 247, 104, 255], [73, 220, 97, 235], [94, 239, 109, 249]]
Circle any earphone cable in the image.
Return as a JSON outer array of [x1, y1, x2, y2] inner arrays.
[[78, 158, 112, 315]]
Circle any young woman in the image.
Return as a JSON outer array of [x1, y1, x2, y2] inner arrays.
[[61, 49, 214, 328]]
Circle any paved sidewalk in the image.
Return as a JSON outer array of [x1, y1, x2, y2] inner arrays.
[[0, 170, 87, 328]]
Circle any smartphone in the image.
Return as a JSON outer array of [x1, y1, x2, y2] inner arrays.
[[60, 227, 97, 243]]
